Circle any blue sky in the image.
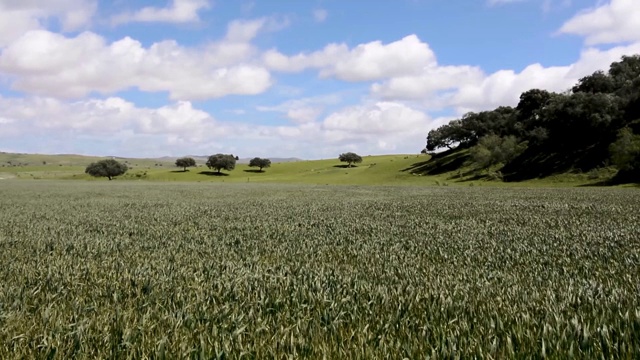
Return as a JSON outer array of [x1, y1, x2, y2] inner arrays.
[[1, 0, 639, 159]]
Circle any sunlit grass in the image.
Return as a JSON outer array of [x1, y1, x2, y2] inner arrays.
[[1, 181, 638, 358]]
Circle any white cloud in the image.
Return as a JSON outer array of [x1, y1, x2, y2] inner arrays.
[[263, 35, 437, 81], [0, 95, 435, 158], [111, 0, 211, 25], [313, 9, 328, 23], [371, 65, 485, 99], [249, 102, 436, 157], [0, 0, 96, 46], [446, 41, 640, 113], [257, 94, 342, 124], [559, 0, 640, 45], [0, 20, 273, 100], [322, 102, 429, 135], [0, 95, 228, 148]]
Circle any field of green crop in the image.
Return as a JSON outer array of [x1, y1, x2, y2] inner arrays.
[[1, 181, 639, 358]]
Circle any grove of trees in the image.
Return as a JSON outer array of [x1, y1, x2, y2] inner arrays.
[[425, 55, 640, 182], [85, 159, 128, 180]]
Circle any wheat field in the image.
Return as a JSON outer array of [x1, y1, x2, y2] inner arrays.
[[1, 181, 639, 358]]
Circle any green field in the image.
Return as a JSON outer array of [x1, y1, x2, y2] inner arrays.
[[0, 152, 622, 186], [1, 181, 639, 358]]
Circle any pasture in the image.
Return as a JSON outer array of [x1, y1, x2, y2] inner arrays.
[[0, 152, 618, 186], [0, 181, 639, 358]]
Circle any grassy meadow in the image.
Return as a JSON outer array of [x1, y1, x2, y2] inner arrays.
[[0, 152, 623, 186], [1, 181, 639, 358]]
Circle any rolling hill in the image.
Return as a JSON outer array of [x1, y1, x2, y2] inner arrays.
[[1, 151, 628, 186]]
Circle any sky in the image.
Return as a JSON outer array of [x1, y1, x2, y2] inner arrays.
[[0, 0, 639, 159]]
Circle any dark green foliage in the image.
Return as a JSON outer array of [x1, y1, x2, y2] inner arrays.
[[471, 135, 528, 169], [175, 157, 196, 171], [206, 154, 236, 173], [338, 152, 363, 167], [572, 70, 615, 94], [248, 157, 271, 171], [425, 54, 640, 183], [610, 127, 640, 181], [84, 159, 128, 180]]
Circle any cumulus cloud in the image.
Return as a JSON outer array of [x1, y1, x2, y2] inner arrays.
[[111, 0, 211, 25], [0, 19, 273, 100], [0, 96, 217, 138], [257, 94, 342, 124], [371, 65, 485, 100], [446, 41, 640, 113], [249, 102, 437, 157], [263, 35, 437, 81], [0, 95, 436, 158], [559, 0, 640, 45], [322, 102, 429, 135], [0, 96, 239, 158], [0, 0, 97, 46]]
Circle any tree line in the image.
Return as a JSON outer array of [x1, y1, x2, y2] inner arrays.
[[424, 55, 640, 182], [84, 152, 364, 180]]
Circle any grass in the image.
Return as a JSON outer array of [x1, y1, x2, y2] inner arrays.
[[0, 181, 639, 358], [1, 152, 624, 187]]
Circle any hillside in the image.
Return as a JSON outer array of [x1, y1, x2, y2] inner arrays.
[[1, 151, 629, 186], [423, 55, 640, 185]]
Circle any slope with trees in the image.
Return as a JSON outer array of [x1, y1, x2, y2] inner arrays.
[[422, 55, 640, 183]]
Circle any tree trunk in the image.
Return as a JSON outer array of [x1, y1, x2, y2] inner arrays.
[[259, 166, 263, 171], [183, 167, 187, 172], [108, 176, 112, 180], [348, 162, 352, 168]]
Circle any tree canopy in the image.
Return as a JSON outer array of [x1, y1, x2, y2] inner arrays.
[[85, 159, 128, 180], [175, 157, 196, 171], [424, 54, 640, 182], [339, 152, 363, 167], [248, 157, 271, 171], [206, 154, 236, 174]]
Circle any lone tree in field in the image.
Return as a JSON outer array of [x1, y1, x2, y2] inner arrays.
[[248, 157, 271, 172], [338, 152, 363, 167], [206, 154, 236, 174], [85, 159, 128, 180], [175, 157, 196, 172]]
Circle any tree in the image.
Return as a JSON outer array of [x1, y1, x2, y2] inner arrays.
[[470, 135, 527, 169], [175, 157, 196, 171], [206, 154, 236, 174], [249, 157, 271, 172], [426, 120, 472, 151], [85, 159, 128, 180], [610, 127, 640, 180], [572, 70, 615, 94], [338, 152, 363, 167]]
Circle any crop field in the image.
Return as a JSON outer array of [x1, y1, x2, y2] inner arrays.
[[0, 181, 639, 358]]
